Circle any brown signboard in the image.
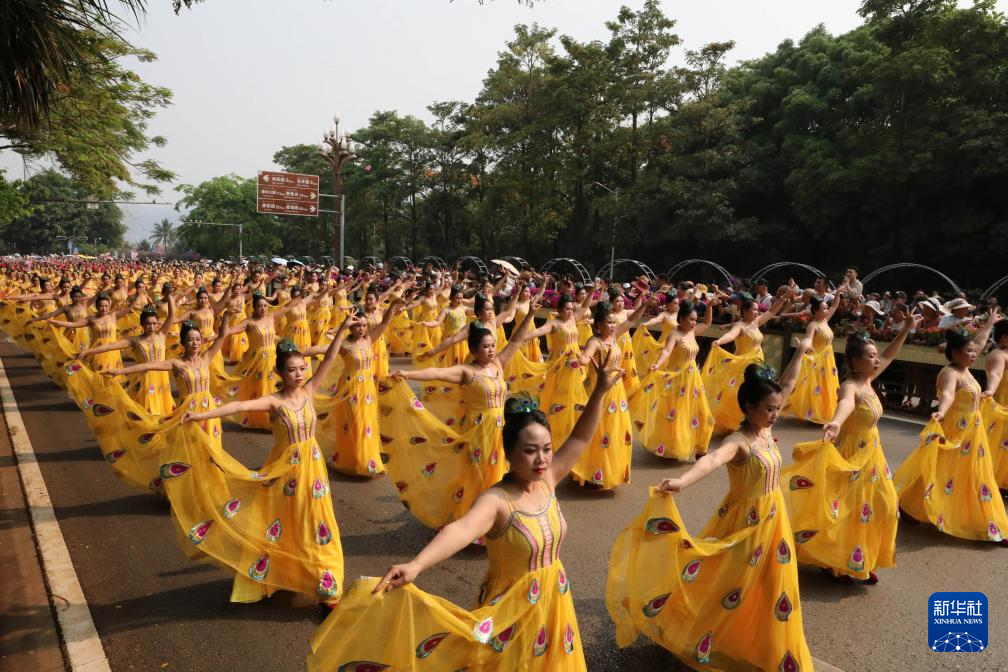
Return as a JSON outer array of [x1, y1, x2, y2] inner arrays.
[[256, 170, 319, 217]]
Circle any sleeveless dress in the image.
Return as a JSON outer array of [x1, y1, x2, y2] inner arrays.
[[982, 365, 1008, 488], [409, 300, 442, 366], [630, 335, 714, 460], [571, 340, 633, 489], [235, 320, 279, 430], [160, 396, 345, 603], [786, 323, 839, 423], [127, 334, 174, 416], [515, 304, 543, 363], [222, 300, 250, 363], [365, 309, 390, 380], [309, 297, 333, 347], [614, 318, 641, 398], [703, 323, 765, 433], [316, 343, 384, 476], [87, 319, 123, 373], [308, 480, 585, 671], [540, 320, 588, 449], [783, 388, 899, 579], [380, 368, 508, 529], [421, 309, 470, 426], [632, 318, 676, 374], [607, 438, 814, 671], [895, 376, 1008, 542], [283, 302, 314, 371], [36, 304, 91, 390]]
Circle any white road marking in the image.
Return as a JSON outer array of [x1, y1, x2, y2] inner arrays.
[[0, 355, 111, 672]]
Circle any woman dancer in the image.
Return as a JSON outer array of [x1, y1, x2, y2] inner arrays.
[[631, 299, 717, 461], [632, 295, 678, 374], [381, 301, 539, 528], [607, 343, 814, 672], [785, 289, 845, 423], [78, 302, 177, 415], [895, 316, 1008, 543], [173, 286, 241, 396], [784, 317, 919, 585], [28, 286, 92, 387], [310, 301, 402, 475], [982, 320, 1008, 490], [571, 297, 650, 489], [308, 356, 622, 672], [704, 293, 786, 434], [168, 334, 346, 605], [48, 292, 141, 374]]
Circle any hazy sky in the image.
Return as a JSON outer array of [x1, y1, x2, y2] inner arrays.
[[4, 0, 994, 242]]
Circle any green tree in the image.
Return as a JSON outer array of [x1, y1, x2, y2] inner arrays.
[[175, 175, 281, 258], [4, 170, 125, 253], [151, 218, 177, 253], [0, 169, 32, 234]]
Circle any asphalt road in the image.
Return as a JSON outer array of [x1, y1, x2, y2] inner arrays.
[[3, 340, 1006, 672]]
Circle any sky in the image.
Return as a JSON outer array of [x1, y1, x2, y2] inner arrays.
[[0, 0, 980, 242]]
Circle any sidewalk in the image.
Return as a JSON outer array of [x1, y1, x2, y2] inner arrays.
[[0, 404, 65, 672]]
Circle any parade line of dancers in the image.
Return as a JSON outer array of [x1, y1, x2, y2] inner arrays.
[[2, 256, 1007, 672]]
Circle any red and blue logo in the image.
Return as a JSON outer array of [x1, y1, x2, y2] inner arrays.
[[929, 592, 987, 653]]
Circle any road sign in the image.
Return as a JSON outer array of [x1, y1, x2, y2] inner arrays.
[[256, 170, 319, 217]]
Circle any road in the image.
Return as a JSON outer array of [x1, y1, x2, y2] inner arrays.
[[2, 340, 1006, 672]]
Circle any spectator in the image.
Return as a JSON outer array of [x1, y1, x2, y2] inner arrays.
[[811, 276, 835, 303], [753, 278, 773, 311], [844, 266, 863, 300], [938, 298, 974, 330]]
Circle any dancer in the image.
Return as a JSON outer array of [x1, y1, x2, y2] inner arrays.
[[703, 293, 786, 433], [895, 317, 1008, 543], [48, 292, 142, 374], [381, 299, 539, 528], [168, 334, 346, 605], [983, 320, 1008, 489], [631, 299, 717, 461], [784, 317, 919, 585], [607, 342, 814, 672], [785, 288, 846, 423], [310, 300, 402, 475], [632, 295, 678, 374], [308, 355, 623, 672], [571, 296, 651, 489]]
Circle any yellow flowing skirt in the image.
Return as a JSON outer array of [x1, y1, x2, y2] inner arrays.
[[617, 331, 641, 398], [315, 371, 384, 476], [630, 368, 714, 460], [785, 345, 839, 424], [571, 372, 632, 490], [126, 369, 175, 416], [308, 563, 584, 671], [631, 327, 663, 374], [222, 314, 249, 364], [387, 310, 413, 355], [234, 345, 279, 430], [539, 355, 588, 449], [607, 488, 813, 672], [982, 397, 1008, 489], [504, 348, 550, 397], [702, 344, 762, 434], [160, 427, 345, 603], [895, 418, 1008, 542], [379, 379, 505, 529], [783, 438, 898, 579]]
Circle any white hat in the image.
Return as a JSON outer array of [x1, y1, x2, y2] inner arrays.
[[944, 298, 975, 313], [864, 300, 885, 316], [919, 297, 943, 314]]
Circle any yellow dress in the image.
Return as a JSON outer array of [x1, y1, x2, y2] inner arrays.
[[127, 334, 174, 416], [504, 346, 550, 397], [365, 309, 390, 380], [160, 396, 345, 603], [308, 481, 585, 671], [703, 324, 765, 433], [614, 320, 641, 398], [387, 304, 414, 355], [783, 389, 898, 579], [420, 309, 469, 426], [607, 442, 814, 672], [193, 310, 242, 399], [632, 319, 675, 374], [380, 369, 508, 529], [234, 320, 279, 430], [982, 369, 1008, 488], [282, 302, 314, 371], [786, 324, 839, 424], [571, 341, 633, 489], [316, 343, 384, 476], [86, 319, 124, 374], [63, 360, 222, 494], [222, 304, 249, 364], [895, 377, 1008, 542], [630, 336, 714, 461], [409, 300, 442, 365], [516, 304, 543, 363], [539, 321, 588, 449], [308, 298, 333, 347], [35, 305, 91, 389]]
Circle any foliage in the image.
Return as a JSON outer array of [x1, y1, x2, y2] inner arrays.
[[0, 170, 33, 234], [174, 175, 283, 258], [2, 170, 125, 253], [150, 218, 177, 253]]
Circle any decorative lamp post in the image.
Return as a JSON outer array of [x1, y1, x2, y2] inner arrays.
[[317, 113, 357, 267]]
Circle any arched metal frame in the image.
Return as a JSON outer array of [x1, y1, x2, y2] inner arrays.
[[596, 258, 657, 283], [539, 258, 593, 286], [982, 275, 1008, 300], [417, 255, 447, 270], [498, 256, 530, 271], [749, 261, 833, 289], [862, 263, 961, 295], [455, 256, 489, 278], [665, 259, 733, 287], [388, 256, 413, 271]]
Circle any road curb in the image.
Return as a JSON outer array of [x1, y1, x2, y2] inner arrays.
[[0, 355, 111, 672]]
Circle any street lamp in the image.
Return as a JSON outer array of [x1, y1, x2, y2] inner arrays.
[[317, 113, 357, 267], [592, 181, 620, 281]]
